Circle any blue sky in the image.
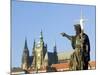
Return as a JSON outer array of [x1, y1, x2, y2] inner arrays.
[[12, 1, 96, 67]]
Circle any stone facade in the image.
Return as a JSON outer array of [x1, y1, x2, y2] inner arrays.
[[21, 31, 58, 71]]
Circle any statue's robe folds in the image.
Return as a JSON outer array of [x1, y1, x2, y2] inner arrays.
[[69, 33, 90, 70]]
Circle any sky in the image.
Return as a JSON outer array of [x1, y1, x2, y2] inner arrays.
[[12, 1, 96, 67]]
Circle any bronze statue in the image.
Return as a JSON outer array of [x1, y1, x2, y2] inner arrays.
[[61, 24, 90, 70]]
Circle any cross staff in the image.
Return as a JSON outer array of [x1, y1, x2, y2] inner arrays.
[[79, 10, 88, 70], [79, 10, 88, 32], [74, 10, 88, 32], [74, 10, 88, 70]]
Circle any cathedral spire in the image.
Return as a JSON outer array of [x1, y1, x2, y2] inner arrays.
[[21, 37, 29, 70], [24, 37, 28, 49], [40, 29, 43, 40], [53, 42, 58, 64], [32, 39, 35, 56], [40, 30, 44, 43], [54, 42, 57, 52]]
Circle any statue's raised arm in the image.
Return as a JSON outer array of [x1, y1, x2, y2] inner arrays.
[[60, 32, 72, 41]]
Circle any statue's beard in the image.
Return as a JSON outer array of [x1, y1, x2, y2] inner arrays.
[[76, 31, 81, 35]]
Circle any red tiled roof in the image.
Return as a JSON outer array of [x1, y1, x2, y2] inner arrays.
[[51, 63, 69, 69], [27, 61, 96, 73], [51, 61, 96, 70], [89, 61, 96, 67]]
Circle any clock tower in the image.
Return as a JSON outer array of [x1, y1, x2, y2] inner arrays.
[[31, 30, 47, 70]]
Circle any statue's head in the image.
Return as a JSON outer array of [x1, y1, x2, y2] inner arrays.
[[74, 24, 81, 35]]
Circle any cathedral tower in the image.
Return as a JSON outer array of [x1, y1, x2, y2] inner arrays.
[[53, 42, 58, 64], [31, 30, 47, 70], [21, 38, 29, 70]]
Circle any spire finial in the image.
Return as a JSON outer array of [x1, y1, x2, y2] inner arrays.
[[32, 39, 35, 56], [54, 41, 56, 47], [40, 29, 43, 41], [40, 29, 43, 38]]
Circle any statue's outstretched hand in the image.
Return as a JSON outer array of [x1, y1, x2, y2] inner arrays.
[[60, 32, 66, 37]]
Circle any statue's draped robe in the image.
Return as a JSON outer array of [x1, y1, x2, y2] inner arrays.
[[69, 33, 90, 70]]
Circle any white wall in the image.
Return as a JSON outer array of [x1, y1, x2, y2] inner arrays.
[[0, 0, 99, 75]]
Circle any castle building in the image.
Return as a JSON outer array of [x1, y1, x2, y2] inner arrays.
[[21, 31, 74, 73], [21, 31, 59, 72]]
